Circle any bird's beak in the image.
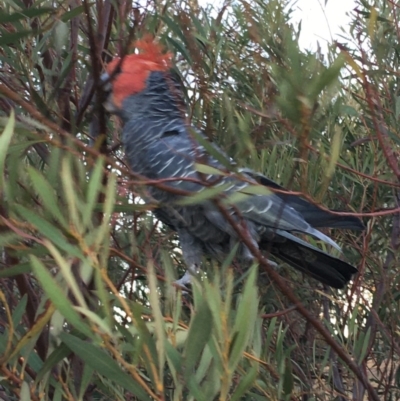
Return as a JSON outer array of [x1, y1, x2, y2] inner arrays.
[[100, 72, 112, 92], [100, 72, 117, 113]]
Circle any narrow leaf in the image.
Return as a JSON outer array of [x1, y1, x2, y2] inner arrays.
[[229, 266, 259, 371], [0, 7, 53, 23], [60, 333, 152, 401], [0, 111, 15, 190], [15, 205, 82, 258], [177, 183, 232, 205], [7, 301, 55, 364], [230, 365, 258, 401], [35, 343, 71, 384], [30, 256, 93, 338], [27, 166, 68, 228], [184, 299, 213, 376], [0, 262, 31, 278], [194, 163, 225, 176]]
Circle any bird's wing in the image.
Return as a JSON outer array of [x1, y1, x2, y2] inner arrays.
[[133, 126, 343, 250], [230, 191, 342, 251], [240, 168, 365, 231], [144, 132, 303, 228]]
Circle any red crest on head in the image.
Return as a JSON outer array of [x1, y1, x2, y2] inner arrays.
[[106, 36, 173, 108]]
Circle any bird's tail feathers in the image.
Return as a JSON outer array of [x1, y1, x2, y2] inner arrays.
[[276, 228, 342, 252], [260, 237, 357, 289]]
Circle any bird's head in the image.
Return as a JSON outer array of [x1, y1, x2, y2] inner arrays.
[[101, 37, 174, 114]]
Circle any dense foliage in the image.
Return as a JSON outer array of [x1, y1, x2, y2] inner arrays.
[[0, 0, 399, 399]]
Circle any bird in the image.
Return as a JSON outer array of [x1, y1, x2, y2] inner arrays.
[[101, 37, 364, 289]]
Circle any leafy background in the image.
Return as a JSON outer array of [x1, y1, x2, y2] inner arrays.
[[0, 0, 399, 400]]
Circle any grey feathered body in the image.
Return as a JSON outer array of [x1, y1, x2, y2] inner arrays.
[[115, 71, 363, 288]]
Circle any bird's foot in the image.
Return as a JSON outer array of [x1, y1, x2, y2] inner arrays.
[[266, 259, 278, 268], [174, 270, 193, 293], [174, 264, 201, 293]]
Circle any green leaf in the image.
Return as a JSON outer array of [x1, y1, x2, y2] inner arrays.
[[60, 333, 152, 401], [0, 7, 53, 24], [309, 54, 345, 100], [194, 163, 225, 176], [201, 361, 221, 400], [94, 172, 116, 250], [0, 232, 20, 247], [78, 364, 94, 400], [203, 281, 223, 341], [35, 343, 71, 384], [177, 183, 232, 205], [357, 327, 372, 364], [165, 340, 182, 372], [20, 381, 31, 401], [83, 157, 105, 228], [229, 267, 259, 371], [282, 358, 294, 397], [15, 205, 82, 258], [130, 303, 159, 383], [27, 166, 68, 228], [53, 21, 69, 56], [0, 30, 40, 46], [60, 5, 86, 22], [325, 126, 341, 179], [230, 365, 258, 401], [61, 157, 81, 232], [165, 36, 192, 63], [44, 241, 87, 309], [146, 260, 164, 381], [0, 110, 15, 190], [12, 295, 28, 327], [53, 21, 68, 55], [29, 255, 93, 338], [221, 191, 251, 206], [186, 375, 207, 401], [194, 345, 213, 384], [74, 307, 112, 336], [340, 105, 359, 117], [239, 184, 272, 196], [0, 262, 31, 278], [8, 140, 47, 155], [51, 384, 63, 401], [184, 299, 213, 376]]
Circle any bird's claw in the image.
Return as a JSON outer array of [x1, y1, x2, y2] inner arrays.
[[174, 270, 193, 294]]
